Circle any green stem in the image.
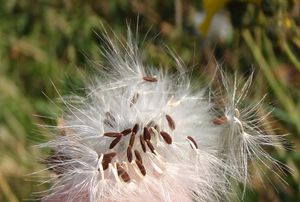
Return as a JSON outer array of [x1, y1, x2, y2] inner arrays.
[[242, 30, 300, 135], [282, 41, 300, 72]]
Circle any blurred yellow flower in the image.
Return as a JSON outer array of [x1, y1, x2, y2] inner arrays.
[[199, 0, 262, 35], [199, 0, 229, 35]]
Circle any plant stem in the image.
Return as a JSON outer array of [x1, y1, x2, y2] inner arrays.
[[242, 30, 300, 135], [282, 41, 300, 72]]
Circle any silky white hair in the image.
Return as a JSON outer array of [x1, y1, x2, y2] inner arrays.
[[38, 28, 286, 202]]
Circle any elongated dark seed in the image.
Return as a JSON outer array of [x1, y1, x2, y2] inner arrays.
[[127, 146, 133, 163], [102, 162, 109, 170], [187, 136, 198, 149], [130, 93, 139, 107], [109, 135, 122, 149], [117, 164, 130, 182], [143, 76, 157, 82], [135, 160, 146, 176], [104, 132, 122, 138], [102, 152, 117, 170], [140, 135, 146, 153], [143, 127, 151, 140], [146, 140, 155, 154], [103, 152, 117, 159], [132, 123, 139, 134], [165, 114, 175, 130], [134, 150, 142, 164], [160, 131, 172, 144], [121, 128, 132, 136], [129, 132, 136, 147], [212, 116, 227, 125]]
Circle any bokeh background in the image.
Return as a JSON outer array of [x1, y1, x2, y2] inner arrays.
[[0, 0, 299, 201]]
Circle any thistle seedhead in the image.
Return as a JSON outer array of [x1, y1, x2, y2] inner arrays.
[[39, 29, 286, 202]]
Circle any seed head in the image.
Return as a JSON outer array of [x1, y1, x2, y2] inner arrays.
[[39, 29, 286, 202]]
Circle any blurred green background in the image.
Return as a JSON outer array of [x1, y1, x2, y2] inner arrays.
[[0, 0, 299, 201]]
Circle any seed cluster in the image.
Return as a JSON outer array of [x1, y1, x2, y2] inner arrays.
[[98, 76, 199, 183]]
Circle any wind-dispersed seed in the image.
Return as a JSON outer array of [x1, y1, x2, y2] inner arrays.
[[143, 76, 157, 82], [109, 135, 122, 149], [140, 135, 146, 153], [160, 131, 172, 144], [135, 160, 146, 176], [165, 114, 175, 130], [117, 164, 130, 183], [121, 128, 132, 136], [132, 123, 139, 134], [103, 132, 122, 138], [143, 127, 151, 140], [127, 146, 133, 163], [134, 150, 142, 164], [103, 152, 117, 159], [102, 152, 117, 170], [129, 132, 136, 147], [187, 136, 198, 149], [146, 140, 155, 154]]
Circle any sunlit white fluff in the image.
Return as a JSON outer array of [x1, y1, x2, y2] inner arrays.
[[214, 71, 287, 191], [39, 29, 285, 202]]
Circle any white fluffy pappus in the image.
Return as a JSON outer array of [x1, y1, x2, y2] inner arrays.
[[39, 29, 286, 202]]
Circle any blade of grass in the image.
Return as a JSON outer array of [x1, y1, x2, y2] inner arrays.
[[242, 30, 300, 136], [0, 173, 19, 202]]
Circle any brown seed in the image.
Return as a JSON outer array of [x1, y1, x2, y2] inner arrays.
[[102, 162, 109, 170], [132, 123, 139, 134], [117, 164, 130, 183], [135, 160, 146, 176], [187, 136, 198, 149], [160, 131, 172, 144], [143, 127, 151, 140], [212, 116, 227, 125], [127, 146, 133, 163], [134, 150, 143, 164], [165, 114, 175, 130], [146, 140, 155, 154], [129, 132, 136, 148], [130, 93, 139, 107], [109, 135, 122, 149], [121, 128, 132, 136], [103, 152, 117, 160], [103, 132, 122, 138], [140, 135, 146, 153], [143, 76, 157, 82], [102, 152, 117, 170]]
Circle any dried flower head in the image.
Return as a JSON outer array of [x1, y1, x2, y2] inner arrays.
[[39, 29, 286, 202]]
